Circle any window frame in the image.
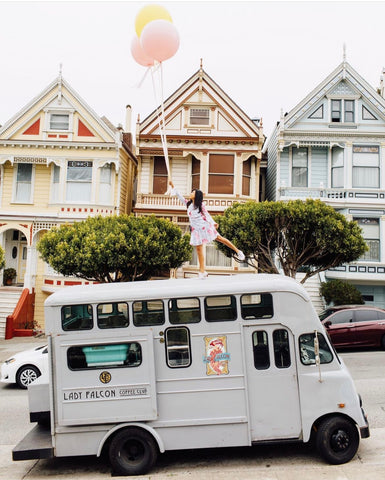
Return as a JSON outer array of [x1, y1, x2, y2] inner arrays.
[[204, 295, 237, 322], [164, 326, 192, 368], [49, 113, 70, 131], [208, 153, 235, 195], [61, 304, 94, 331], [291, 147, 308, 187], [132, 299, 165, 326], [67, 342, 142, 370], [13, 163, 35, 204], [66, 160, 93, 203], [97, 302, 129, 329], [189, 107, 210, 126]]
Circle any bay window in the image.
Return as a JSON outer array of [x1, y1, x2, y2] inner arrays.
[[331, 147, 344, 187], [354, 217, 380, 262], [153, 156, 167, 194], [191, 156, 200, 191], [51, 164, 61, 203], [15, 163, 33, 203], [242, 158, 251, 196], [208, 154, 234, 194], [99, 164, 112, 204], [352, 146, 379, 188], [292, 147, 308, 187]]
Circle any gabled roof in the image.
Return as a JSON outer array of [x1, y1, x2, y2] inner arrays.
[[0, 75, 117, 143], [139, 66, 262, 139], [283, 61, 385, 129]]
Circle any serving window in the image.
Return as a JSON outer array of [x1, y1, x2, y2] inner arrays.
[[67, 342, 142, 370]]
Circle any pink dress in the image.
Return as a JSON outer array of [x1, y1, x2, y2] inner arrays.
[[172, 188, 218, 246]]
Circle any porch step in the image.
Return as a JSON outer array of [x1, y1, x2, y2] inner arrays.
[[295, 273, 326, 314], [0, 288, 23, 339]]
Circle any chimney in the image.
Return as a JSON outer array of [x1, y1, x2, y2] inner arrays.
[[125, 105, 132, 132]]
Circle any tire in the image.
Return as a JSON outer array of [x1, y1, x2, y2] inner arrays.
[[16, 365, 41, 389], [108, 427, 158, 476], [316, 416, 359, 464]]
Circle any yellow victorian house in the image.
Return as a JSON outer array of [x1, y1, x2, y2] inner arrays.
[[0, 73, 137, 338]]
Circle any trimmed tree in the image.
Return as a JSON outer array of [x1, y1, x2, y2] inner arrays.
[[320, 279, 364, 306], [37, 215, 192, 282], [215, 199, 367, 283]]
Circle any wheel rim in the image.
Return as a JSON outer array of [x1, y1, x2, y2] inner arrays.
[[20, 369, 38, 387], [330, 428, 350, 452], [119, 439, 145, 466]]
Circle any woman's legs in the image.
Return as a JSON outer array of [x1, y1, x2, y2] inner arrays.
[[196, 244, 205, 273], [215, 235, 245, 261]]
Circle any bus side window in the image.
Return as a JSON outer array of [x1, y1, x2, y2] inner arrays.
[[61, 304, 93, 331], [97, 302, 129, 329], [252, 330, 270, 370], [273, 329, 291, 368], [165, 327, 191, 368], [168, 297, 201, 324], [133, 300, 165, 326], [241, 293, 273, 319], [204, 295, 237, 322]]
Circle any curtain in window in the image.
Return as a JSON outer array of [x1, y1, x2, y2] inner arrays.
[[50, 114, 69, 130], [153, 156, 167, 194], [354, 217, 380, 261], [352, 147, 379, 188], [99, 164, 112, 204], [15, 164, 32, 202], [242, 158, 251, 195], [208, 154, 234, 194], [66, 161, 92, 202]]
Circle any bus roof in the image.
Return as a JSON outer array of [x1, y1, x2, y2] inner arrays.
[[44, 274, 310, 307]]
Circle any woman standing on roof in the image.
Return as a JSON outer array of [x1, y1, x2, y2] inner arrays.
[[169, 181, 245, 279]]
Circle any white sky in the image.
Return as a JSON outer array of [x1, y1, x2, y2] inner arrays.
[[1, 0, 385, 140]]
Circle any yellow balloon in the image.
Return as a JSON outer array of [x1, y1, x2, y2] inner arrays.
[[135, 4, 172, 37]]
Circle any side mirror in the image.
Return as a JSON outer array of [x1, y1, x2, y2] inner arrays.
[[324, 320, 332, 328]]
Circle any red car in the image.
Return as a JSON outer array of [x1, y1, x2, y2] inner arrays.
[[320, 305, 385, 349]]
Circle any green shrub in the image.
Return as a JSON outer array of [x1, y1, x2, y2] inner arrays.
[[320, 279, 364, 306]]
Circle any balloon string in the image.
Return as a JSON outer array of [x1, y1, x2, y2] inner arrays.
[[150, 63, 172, 194]]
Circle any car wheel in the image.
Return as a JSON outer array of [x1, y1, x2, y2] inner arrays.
[[108, 427, 158, 476], [316, 416, 359, 464], [16, 365, 41, 389]]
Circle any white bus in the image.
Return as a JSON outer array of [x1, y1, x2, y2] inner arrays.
[[13, 274, 369, 475]]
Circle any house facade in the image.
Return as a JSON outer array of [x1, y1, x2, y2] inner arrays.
[[135, 64, 265, 277], [0, 74, 137, 335], [265, 60, 385, 307]]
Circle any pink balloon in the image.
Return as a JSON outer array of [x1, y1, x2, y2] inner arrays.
[[140, 19, 180, 63], [131, 35, 155, 67]]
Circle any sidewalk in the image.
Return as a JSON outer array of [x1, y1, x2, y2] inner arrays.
[[0, 335, 46, 362]]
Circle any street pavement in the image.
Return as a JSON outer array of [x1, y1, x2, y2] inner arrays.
[[1, 336, 385, 480]]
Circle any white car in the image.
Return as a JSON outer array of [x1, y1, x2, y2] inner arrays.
[[1, 345, 48, 389]]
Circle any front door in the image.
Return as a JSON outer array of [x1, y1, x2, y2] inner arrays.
[[243, 324, 302, 441]]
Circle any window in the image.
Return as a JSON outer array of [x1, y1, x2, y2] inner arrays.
[[205, 244, 232, 267], [168, 297, 201, 324], [354, 217, 379, 261], [299, 332, 333, 365], [191, 156, 200, 191], [61, 304, 93, 331], [51, 164, 60, 203], [99, 164, 112, 204], [50, 113, 69, 130], [354, 309, 377, 323], [153, 156, 168, 194], [97, 302, 129, 329], [331, 147, 344, 187], [352, 146, 379, 188], [241, 293, 273, 319], [208, 154, 234, 194], [190, 108, 209, 126], [292, 147, 308, 187], [66, 161, 92, 202], [67, 342, 142, 370], [331, 99, 355, 123], [204, 295, 237, 322], [273, 329, 291, 368], [15, 163, 33, 203], [165, 327, 191, 367], [329, 310, 354, 324], [242, 159, 251, 196], [252, 330, 270, 370], [133, 300, 165, 326]]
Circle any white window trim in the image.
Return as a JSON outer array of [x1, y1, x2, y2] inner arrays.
[[189, 107, 211, 127], [327, 96, 359, 124], [12, 163, 35, 204], [43, 108, 75, 141]]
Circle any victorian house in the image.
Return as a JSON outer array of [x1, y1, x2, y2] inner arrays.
[[134, 64, 264, 277], [0, 74, 137, 337], [265, 59, 385, 308]]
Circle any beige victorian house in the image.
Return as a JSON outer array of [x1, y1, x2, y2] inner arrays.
[[0, 74, 137, 337], [135, 64, 264, 277]]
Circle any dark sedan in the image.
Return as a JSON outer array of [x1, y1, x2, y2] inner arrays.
[[320, 305, 385, 349]]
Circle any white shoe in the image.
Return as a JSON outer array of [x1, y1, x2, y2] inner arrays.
[[237, 250, 245, 261], [198, 271, 208, 279]]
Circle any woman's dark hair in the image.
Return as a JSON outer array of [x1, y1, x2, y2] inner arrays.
[[187, 189, 204, 213]]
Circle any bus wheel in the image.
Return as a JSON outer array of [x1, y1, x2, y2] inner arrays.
[[108, 427, 158, 476], [316, 416, 359, 464]]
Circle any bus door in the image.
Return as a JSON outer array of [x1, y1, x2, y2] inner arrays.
[[243, 324, 302, 441], [52, 329, 157, 426]]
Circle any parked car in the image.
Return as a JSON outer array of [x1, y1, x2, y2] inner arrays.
[[1, 345, 48, 388], [320, 305, 385, 349]]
